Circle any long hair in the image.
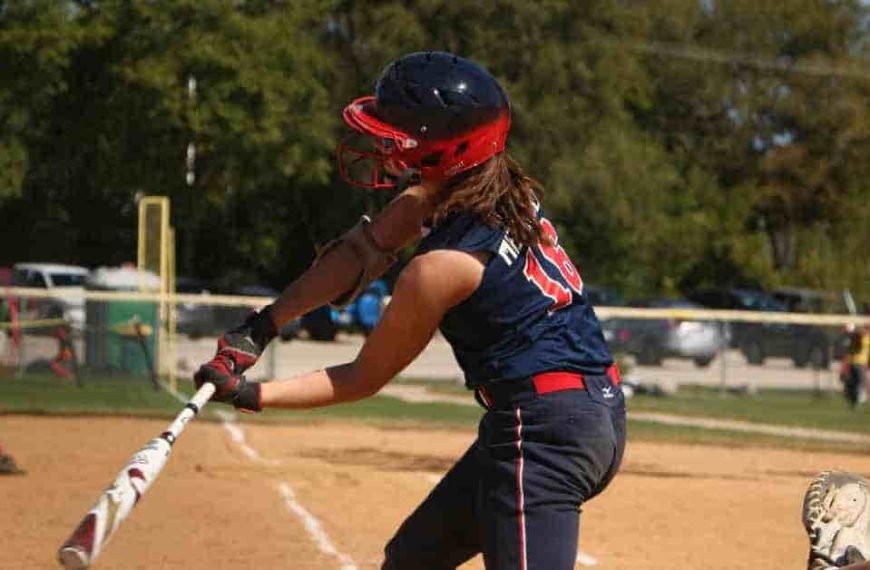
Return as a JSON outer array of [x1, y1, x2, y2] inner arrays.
[[431, 153, 545, 247]]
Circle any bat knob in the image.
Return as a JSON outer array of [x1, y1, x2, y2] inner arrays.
[[58, 546, 89, 569]]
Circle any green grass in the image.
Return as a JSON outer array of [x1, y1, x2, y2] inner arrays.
[[0, 372, 182, 416], [0, 372, 485, 427], [2, 371, 868, 453], [620, 420, 868, 454], [396, 377, 470, 395], [407, 378, 870, 434], [628, 385, 870, 433], [261, 396, 484, 428]]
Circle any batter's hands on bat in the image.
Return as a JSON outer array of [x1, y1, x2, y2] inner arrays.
[[194, 357, 262, 412], [192, 305, 274, 411], [213, 305, 278, 374]]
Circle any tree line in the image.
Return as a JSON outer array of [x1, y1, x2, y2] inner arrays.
[[1, 0, 867, 302]]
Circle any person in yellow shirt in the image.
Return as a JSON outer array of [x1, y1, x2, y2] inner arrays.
[[842, 323, 869, 409]]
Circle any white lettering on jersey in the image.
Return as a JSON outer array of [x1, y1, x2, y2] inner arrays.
[[498, 235, 520, 266]]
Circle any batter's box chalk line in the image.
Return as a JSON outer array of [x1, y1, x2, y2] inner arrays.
[[171, 386, 595, 569], [164, 387, 279, 465], [213, 409, 281, 465], [216, 410, 356, 568], [278, 482, 358, 570], [167, 387, 356, 568]]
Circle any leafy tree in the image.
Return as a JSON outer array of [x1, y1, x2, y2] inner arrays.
[[0, 0, 866, 303], [0, 1, 82, 200], [3, 0, 341, 284], [634, 0, 869, 298]]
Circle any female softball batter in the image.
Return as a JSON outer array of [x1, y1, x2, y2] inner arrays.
[[196, 51, 626, 570]]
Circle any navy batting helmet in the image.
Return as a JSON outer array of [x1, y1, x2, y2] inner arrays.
[[338, 52, 511, 189]]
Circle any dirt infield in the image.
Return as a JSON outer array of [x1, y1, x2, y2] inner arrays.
[[3, 415, 870, 570]]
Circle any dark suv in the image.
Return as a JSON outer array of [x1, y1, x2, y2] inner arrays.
[[770, 288, 850, 362], [687, 287, 832, 368]]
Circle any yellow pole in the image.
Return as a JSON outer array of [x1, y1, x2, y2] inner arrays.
[[137, 196, 172, 387], [137, 200, 147, 287], [168, 227, 177, 393]]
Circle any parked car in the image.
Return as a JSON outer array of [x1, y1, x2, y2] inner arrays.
[[299, 305, 338, 342], [584, 285, 624, 308], [345, 280, 390, 334], [770, 287, 851, 363], [770, 288, 847, 315], [212, 284, 280, 334], [606, 299, 724, 367], [174, 277, 218, 339], [177, 278, 391, 343], [226, 285, 335, 342], [687, 287, 832, 368], [88, 265, 161, 291], [0, 267, 14, 350], [175, 281, 297, 341], [12, 263, 89, 331], [583, 285, 624, 346], [299, 280, 391, 342]]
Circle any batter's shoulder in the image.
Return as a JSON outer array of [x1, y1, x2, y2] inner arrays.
[[417, 211, 505, 256]]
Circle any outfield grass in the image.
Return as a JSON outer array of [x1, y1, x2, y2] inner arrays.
[[2, 371, 868, 453], [402, 378, 870, 434], [627, 385, 870, 433], [265, 396, 483, 428], [0, 372, 181, 416], [0, 372, 485, 427]]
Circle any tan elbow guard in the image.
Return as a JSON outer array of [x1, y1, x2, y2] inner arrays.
[[316, 216, 397, 307]]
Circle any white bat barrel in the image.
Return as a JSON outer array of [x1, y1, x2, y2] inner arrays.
[[58, 438, 172, 569], [58, 383, 215, 569]]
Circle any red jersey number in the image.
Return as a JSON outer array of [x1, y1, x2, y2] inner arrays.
[[523, 218, 583, 311]]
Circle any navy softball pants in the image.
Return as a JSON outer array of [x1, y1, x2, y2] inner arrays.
[[382, 373, 626, 570]]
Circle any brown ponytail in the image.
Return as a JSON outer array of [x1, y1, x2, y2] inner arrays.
[[431, 153, 545, 247]]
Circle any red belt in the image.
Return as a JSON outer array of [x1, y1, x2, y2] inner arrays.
[[532, 363, 621, 394], [476, 363, 621, 409]]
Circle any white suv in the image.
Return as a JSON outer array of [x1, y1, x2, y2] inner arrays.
[[12, 263, 89, 330]]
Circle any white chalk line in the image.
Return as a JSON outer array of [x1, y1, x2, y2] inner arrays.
[[424, 473, 441, 484], [420, 472, 600, 566], [170, 384, 593, 568], [164, 387, 278, 465], [278, 482, 358, 570], [212, 408, 281, 466], [165, 384, 357, 569]]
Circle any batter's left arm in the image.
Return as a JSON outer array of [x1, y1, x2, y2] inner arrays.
[[259, 250, 487, 410], [194, 182, 437, 386]]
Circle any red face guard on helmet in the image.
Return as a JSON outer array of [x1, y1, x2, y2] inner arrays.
[[337, 96, 511, 190]]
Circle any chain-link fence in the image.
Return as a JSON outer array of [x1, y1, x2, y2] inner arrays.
[[0, 288, 278, 390], [2, 286, 868, 399], [594, 307, 858, 396]]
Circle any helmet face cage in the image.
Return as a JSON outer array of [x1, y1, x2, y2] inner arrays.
[[337, 97, 418, 190], [336, 135, 408, 190], [337, 54, 511, 190]]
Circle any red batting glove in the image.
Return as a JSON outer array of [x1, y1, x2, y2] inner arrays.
[[194, 356, 262, 412], [214, 305, 278, 375]]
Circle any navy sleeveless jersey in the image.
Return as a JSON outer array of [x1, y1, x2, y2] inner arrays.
[[415, 210, 613, 388]]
